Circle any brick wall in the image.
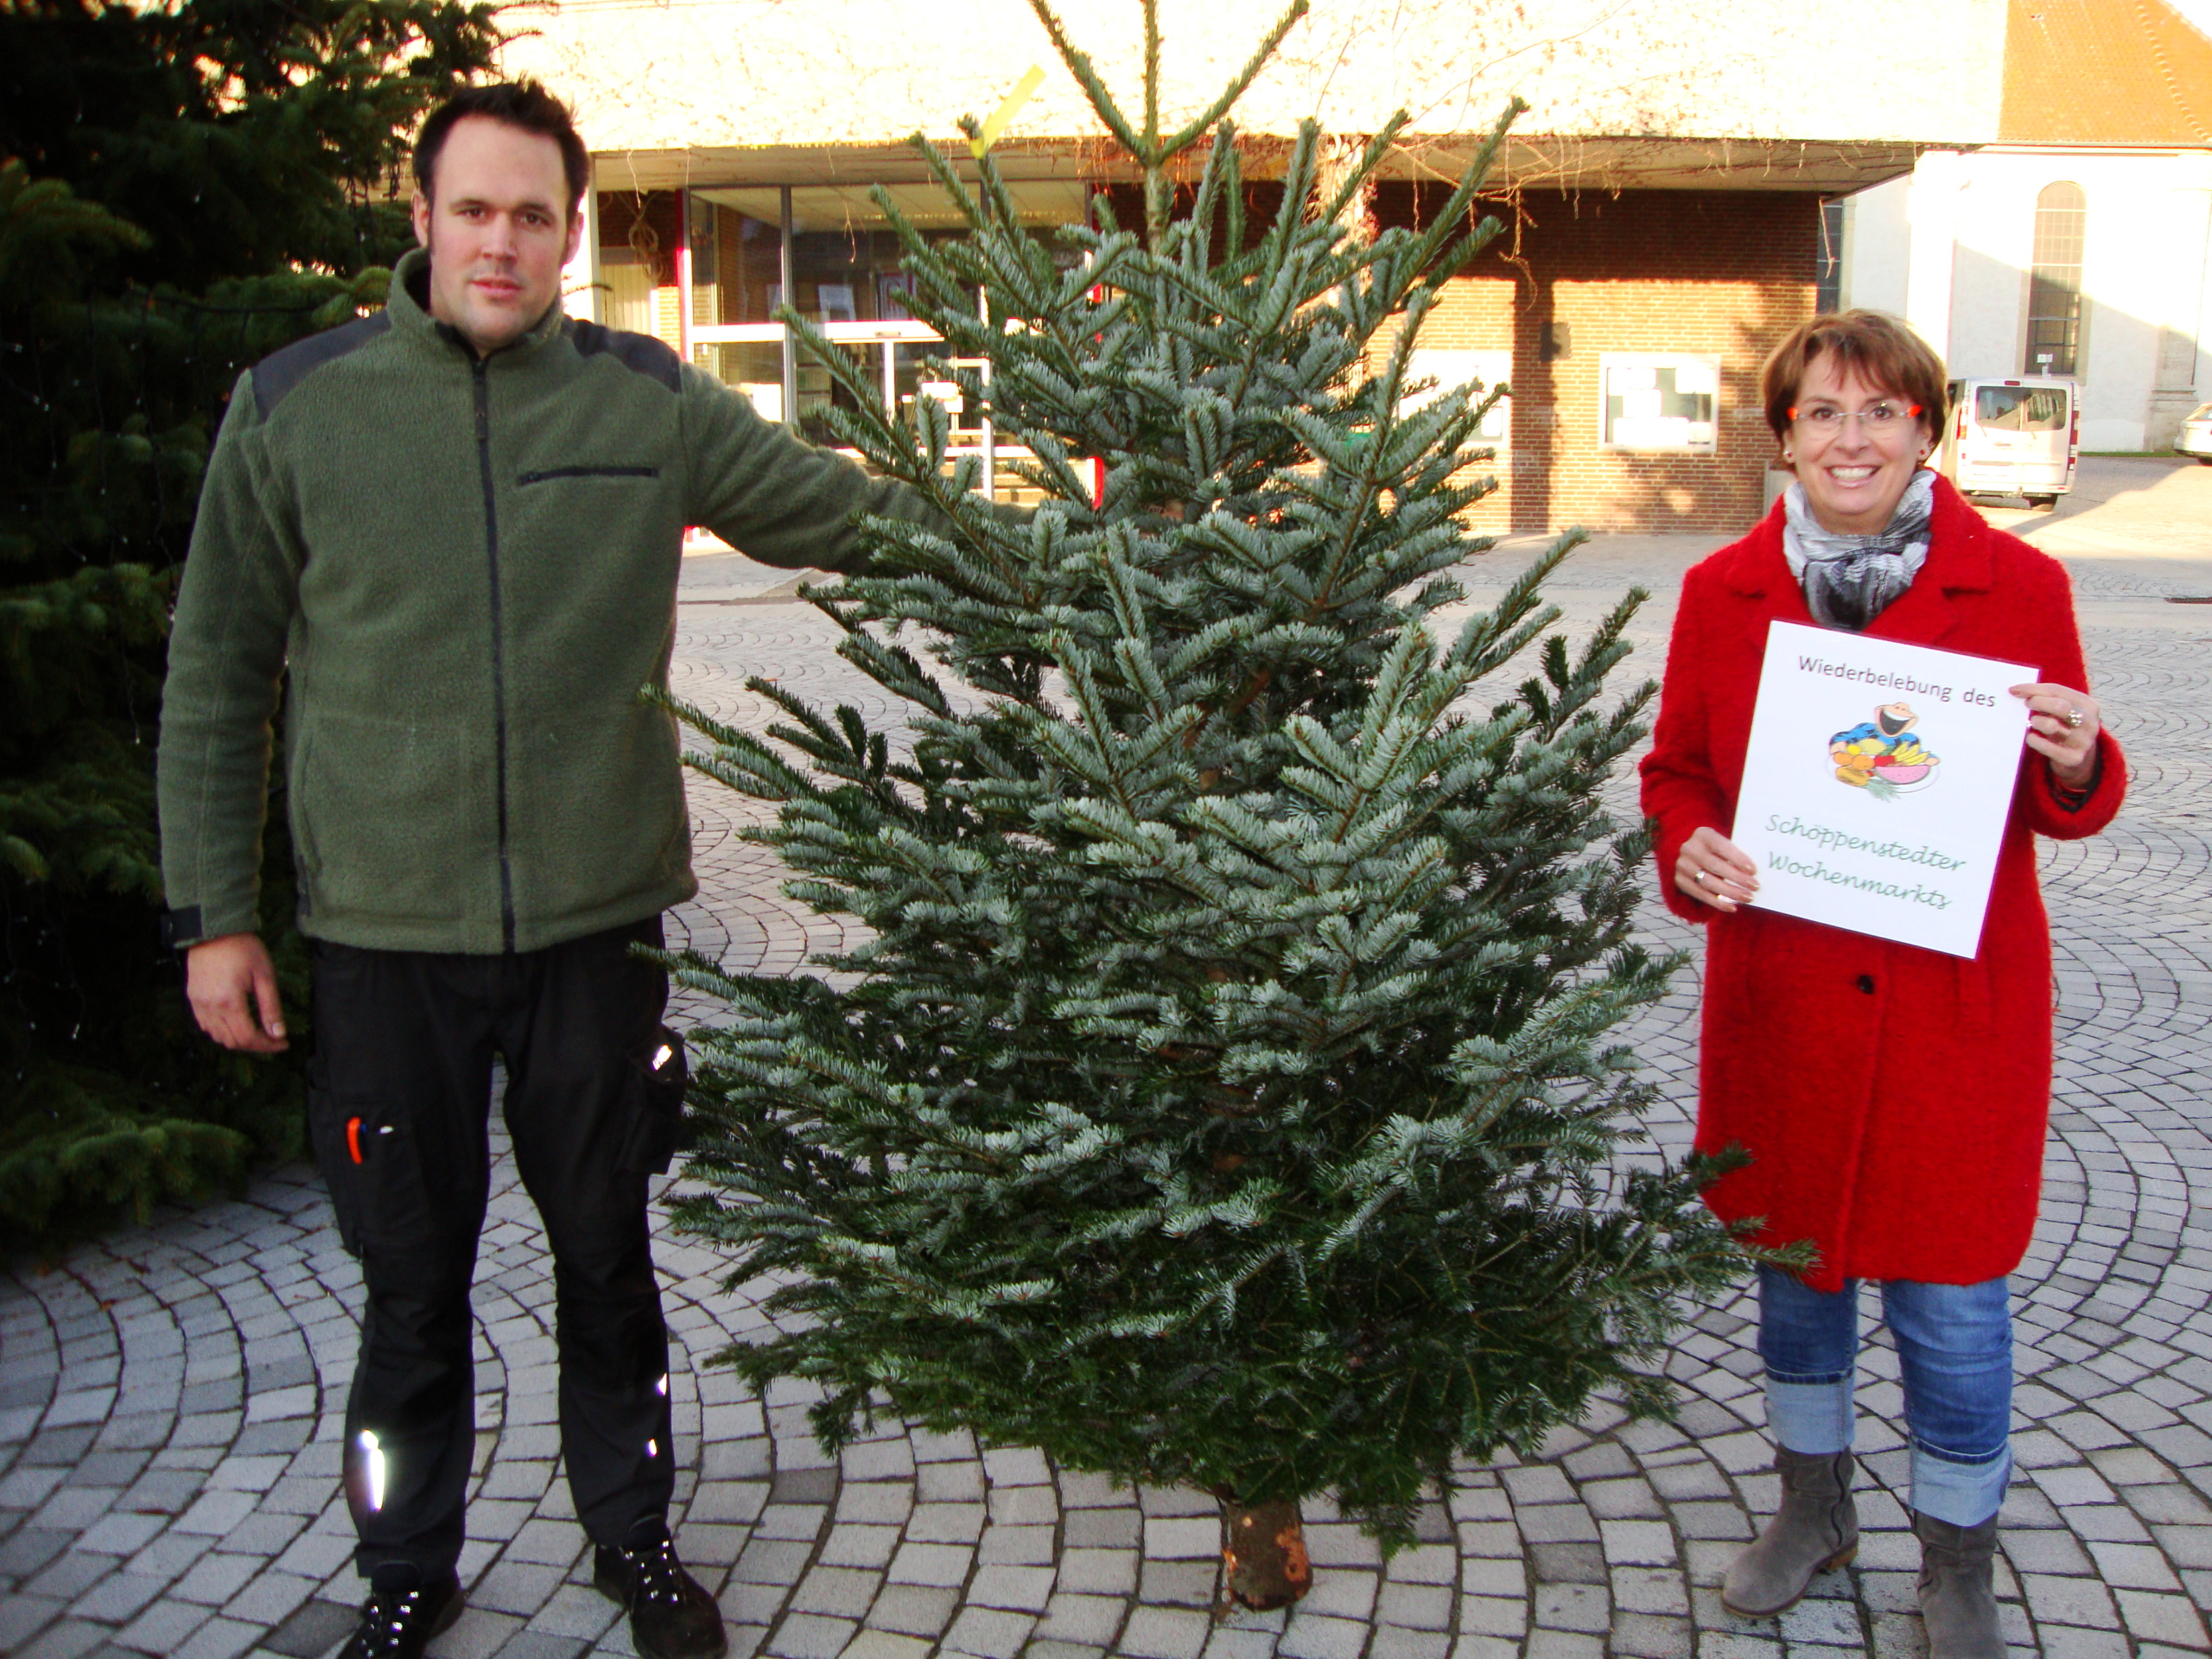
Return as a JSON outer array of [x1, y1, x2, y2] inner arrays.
[[1383, 185, 1820, 534], [1099, 178, 1816, 534]]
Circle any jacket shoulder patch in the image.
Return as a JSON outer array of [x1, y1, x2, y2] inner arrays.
[[251, 312, 395, 418], [566, 320, 682, 392]]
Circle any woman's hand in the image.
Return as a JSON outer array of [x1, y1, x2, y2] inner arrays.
[[1675, 826, 1759, 913], [2009, 682, 2101, 787]]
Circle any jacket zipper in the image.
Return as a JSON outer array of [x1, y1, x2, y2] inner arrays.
[[473, 359, 518, 952]]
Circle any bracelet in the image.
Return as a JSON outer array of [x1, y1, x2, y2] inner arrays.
[[2050, 747, 2102, 811]]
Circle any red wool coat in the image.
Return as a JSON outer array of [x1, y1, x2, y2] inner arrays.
[[1638, 476, 2125, 1291]]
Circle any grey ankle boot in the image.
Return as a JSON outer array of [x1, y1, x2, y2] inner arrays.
[[1915, 1510, 2005, 1658], [1721, 1447, 1859, 1618]]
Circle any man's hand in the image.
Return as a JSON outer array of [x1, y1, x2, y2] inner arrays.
[[186, 934, 289, 1052]]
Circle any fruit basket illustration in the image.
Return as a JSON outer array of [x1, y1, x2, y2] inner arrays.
[[1828, 701, 1941, 800]]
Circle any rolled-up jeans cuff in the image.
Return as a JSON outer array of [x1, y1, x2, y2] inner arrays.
[[1912, 1440, 2012, 1528], [1765, 1375, 1855, 1456]]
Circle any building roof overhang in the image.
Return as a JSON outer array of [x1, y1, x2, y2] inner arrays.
[[590, 134, 1935, 197]]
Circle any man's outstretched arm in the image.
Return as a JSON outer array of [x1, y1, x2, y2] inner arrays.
[[677, 362, 982, 572]]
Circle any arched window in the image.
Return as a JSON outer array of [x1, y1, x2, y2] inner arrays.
[[2024, 182, 2086, 376]]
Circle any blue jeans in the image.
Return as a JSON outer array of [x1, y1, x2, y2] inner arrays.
[[1757, 1266, 2012, 1528]]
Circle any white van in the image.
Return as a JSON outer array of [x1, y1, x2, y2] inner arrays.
[[1937, 377, 2079, 510]]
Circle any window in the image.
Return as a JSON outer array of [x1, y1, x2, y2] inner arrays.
[[1599, 354, 1719, 454], [2024, 182, 2085, 376], [1400, 350, 1510, 445], [683, 180, 1086, 451], [1974, 385, 2069, 432], [1816, 200, 1844, 316], [686, 194, 784, 327]]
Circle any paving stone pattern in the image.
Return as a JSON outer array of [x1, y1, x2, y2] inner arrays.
[[3, 544, 2209, 1659]]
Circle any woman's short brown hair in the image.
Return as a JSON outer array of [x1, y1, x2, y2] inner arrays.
[[1761, 310, 1948, 447]]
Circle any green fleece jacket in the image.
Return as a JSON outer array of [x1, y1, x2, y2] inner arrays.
[[159, 251, 937, 954]]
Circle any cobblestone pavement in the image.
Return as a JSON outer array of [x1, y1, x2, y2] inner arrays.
[[4, 474, 2210, 1659]]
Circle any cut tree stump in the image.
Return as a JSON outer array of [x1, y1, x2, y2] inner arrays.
[[1221, 1497, 1311, 1610]]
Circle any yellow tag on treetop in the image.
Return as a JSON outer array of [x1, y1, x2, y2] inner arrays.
[[972, 65, 1046, 158]]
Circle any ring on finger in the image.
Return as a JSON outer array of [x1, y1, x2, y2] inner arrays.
[[1694, 869, 1709, 885], [2065, 706, 2085, 729]]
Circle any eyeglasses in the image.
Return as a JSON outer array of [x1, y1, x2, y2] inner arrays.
[[1789, 401, 1923, 436]]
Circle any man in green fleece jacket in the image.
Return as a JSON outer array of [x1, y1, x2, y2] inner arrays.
[[157, 81, 945, 1659]]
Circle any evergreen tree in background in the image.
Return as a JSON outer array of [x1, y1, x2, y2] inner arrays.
[[670, 0, 1751, 1602], [0, 0, 499, 1250]]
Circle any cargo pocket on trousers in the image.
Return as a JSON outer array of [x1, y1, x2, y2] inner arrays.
[[617, 1026, 690, 1175], [307, 1090, 432, 1257]]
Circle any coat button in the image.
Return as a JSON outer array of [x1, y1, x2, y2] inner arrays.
[[1856, 974, 1877, 995]]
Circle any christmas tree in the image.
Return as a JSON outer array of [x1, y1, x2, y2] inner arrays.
[[0, 0, 498, 1251], [669, 0, 1748, 1603]]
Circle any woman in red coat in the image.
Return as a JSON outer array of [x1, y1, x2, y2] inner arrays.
[[1639, 312, 2124, 1659]]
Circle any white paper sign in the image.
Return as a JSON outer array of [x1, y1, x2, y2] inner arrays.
[[1730, 621, 2036, 957]]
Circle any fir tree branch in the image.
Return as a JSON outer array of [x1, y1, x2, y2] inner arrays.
[[1141, 0, 1162, 156], [1159, 0, 1312, 157], [1021, 0, 1149, 161]]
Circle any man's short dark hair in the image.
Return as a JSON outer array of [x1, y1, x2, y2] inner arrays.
[[414, 81, 590, 215]]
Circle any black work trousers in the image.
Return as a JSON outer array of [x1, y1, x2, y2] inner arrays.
[[307, 916, 686, 1580]]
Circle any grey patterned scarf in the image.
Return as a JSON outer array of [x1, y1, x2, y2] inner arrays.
[[1781, 467, 1937, 632]]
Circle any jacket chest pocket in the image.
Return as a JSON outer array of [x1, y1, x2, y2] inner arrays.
[[506, 465, 676, 567], [516, 465, 660, 486]]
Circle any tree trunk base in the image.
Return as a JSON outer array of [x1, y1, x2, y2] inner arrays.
[[1220, 1497, 1311, 1611]]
